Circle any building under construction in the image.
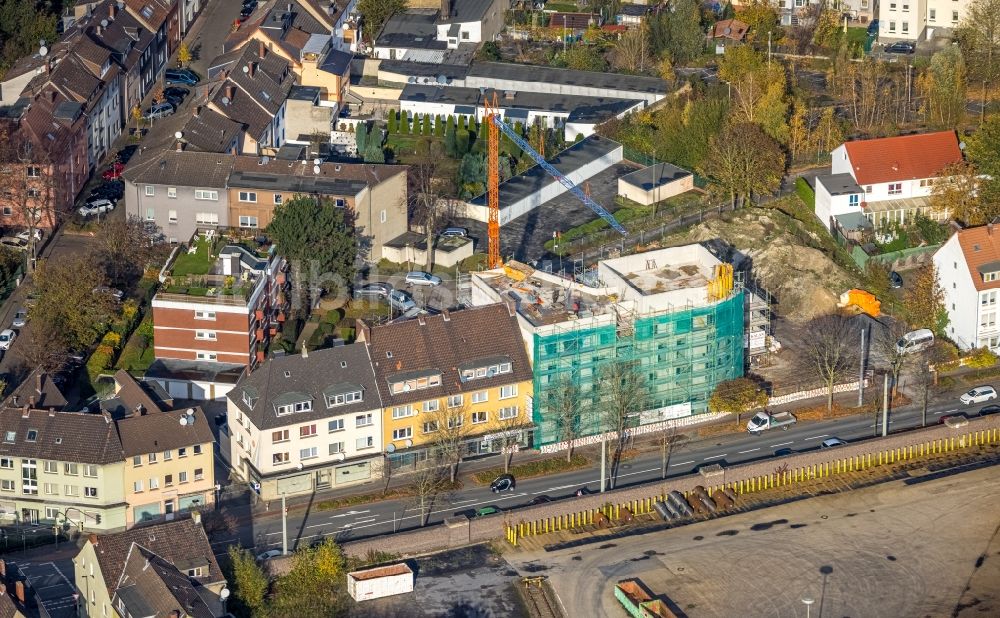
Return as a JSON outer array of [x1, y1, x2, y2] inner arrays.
[[471, 244, 746, 446]]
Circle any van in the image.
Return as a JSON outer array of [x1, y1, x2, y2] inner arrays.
[[896, 328, 934, 354]]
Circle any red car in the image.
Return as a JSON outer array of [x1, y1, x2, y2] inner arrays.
[[102, 162, 125, 181]]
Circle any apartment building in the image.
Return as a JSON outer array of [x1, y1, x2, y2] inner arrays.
[[357, 304, 535, 466], [0, 408, 126, 531], [879, 0, 972, 40], [935, 225, 1000, 351], [228, 345, 385, 499], [74, 516, 226, 618]]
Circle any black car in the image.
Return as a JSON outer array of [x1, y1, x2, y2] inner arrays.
[[889, 271, 903, 289], [240, 2, 257, 17], [774, 447, 794, 457], [164, 86, 189, 100], [526, 495, 551, 506], [490, 473, 515, 493], [979, 404, 1000, 416], [91, 180, 124, 201], [885, 41, 915, 54], [575, 486, 594, 497], [116, 145, 138, 164]]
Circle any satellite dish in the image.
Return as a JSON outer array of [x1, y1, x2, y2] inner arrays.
[[437, 74, 447, 84], [386, 443, 396, 453], [959, 141, 967, 151], [724, 27, 732, 35], [312, 165, 320, 174], [296, 462, 303, 470], [179, 417, 188, 426], [243, 65, 250, 73], [186, 408, 195, 417], [404, 439, 413, 448], [100, 19, 109, 27], [402, 383, 411, 392], [39, 46, 48, 57], [221, 96, 231, 105], [336, 452, 346, 461], [220, 589, 231, 601], [313, 158, 321, 165], [174, 131, 183, 139], [407, 76, 416, 83]]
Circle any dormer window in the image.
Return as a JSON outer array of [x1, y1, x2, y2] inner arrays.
[[986, 272, 999, 283], [242, 390, 258, 408], [389, 372, 441, 394], [325, 389, 363, 407], [459, 357, 513, 382], [275, 397, 313, 415]]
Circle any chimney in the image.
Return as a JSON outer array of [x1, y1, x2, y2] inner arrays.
[[0, 559, 6, 577], [14, 582, 23, 604], [417, 315, 426, 326], [136, 403, 145, 416], [301, 344, 309, 359], [226, 85, 236, 100], [21, 405, 29, 419], [109, 2, 116, 18], [248, 62, 256, 78], [259, 40, 266, 58], [442, 309, 450, 321], [0, 583, 5, 596], [48, 408, 55, 417], [89, 533, 98, 546], [28, 396, 34, 408], [170, 611, 181, 618], [45, 59, 51, 74], [175, 140, 184, 151], [194, 105, 201, 118], [354, 319, 371, 343], [36, 373, 42, 395], [96, 24, 103, 36], [287, 3, 292, 13], [191, 510, 201, 526]]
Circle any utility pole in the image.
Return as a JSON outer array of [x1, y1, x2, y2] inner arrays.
[[921, 379, 929, 427], [858, 327, 866, 406], [600, 434, 607, 492], [281, 493, 288, 555], [881, 373, 889, 437]]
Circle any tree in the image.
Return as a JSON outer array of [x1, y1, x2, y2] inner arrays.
[[270, 538, 347, 616], [875, 322, 912, 398], [612, 24, 651, 74], [597, 360, 647, 489], [699, 122, 785, 208], [409, 463, 447, 526], [176, 41, 192, 67], [32, 255, 115, 354], [956, 0, 1000, 87], [708, 377, 769, 427], [929, 161, 990, 224], [96, 216, 153, 290], [267, 196, 356, 312], [803, 314, 858, 411], [227, 546, 268, 614], [411, 139, 448, 271], [427, 403, 470, 483], [355, 122, 369, 155], [663, 0, 704, 63], [739, 0, 781, 45], [0, 0, 58, 77], [658, 54, 675, 84], [387, 109, 398, 133], [787, 100, 811, 164], [864, 259, 893, 302], [422, 113, 432, 136], [831, 58, 897, 135], [717, 45, 788, 141], [560, 45, 608, 72], [356, 0, 407, 43], [659, 424, 686, 479], [363, 134, 385, 163], [917, 46, 967, 129], [903, 264, 948, 335], [495, 412, 533, 473], [965, 114, 1000, 206], [548, 375, 581, 462]]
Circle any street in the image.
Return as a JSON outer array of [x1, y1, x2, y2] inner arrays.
[[237, 386, 984, 555]]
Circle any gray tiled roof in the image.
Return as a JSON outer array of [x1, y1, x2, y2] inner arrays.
[[115, 546, 215, 618], [122, 149, 237, 187], [228, 345, 382, 431], [0, 408, 122, 465], [116, 407, 215, 458], [4, 368, 68, 410], [182, 108, 244, 153]]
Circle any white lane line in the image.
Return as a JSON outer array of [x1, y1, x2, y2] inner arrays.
[[934, 410, 952, 415], [945, 408, 958, 413], [354, 516, 377, 523], [546, 483, 579, 491], [737, 448, 760, 454], [671, 460, 695, 466], [770, 441, 793, 447], [803, 434, 829, 441], [329, 509, 370, 519], [450, 498, 477, 505], [703, 454, 727, 461]]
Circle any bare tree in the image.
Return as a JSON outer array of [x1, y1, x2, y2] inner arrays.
[[598, 360, 648, 490], [660, 424, 686, 480], [411, 138, 449, 271], [96, 215, 154, 290], [804, 314, 858, 412], [874, 321, 912, 399], [611, 24, 651, 74], [426, 403, 470, 483], [493, 412, 533, 473], [409, 462, 447, 527], [547, 375, 582, 462]]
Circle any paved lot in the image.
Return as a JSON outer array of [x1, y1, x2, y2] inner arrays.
[[508, 463, 1000, 618]]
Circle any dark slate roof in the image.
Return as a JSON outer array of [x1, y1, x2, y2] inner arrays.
[[228, 170, 367, 195], [318, 48, 352, 76], [181, 108, 244, 153], [0, 408, 122, 465], [145, 359, 246, 384], [114, 546, 215, 618], [619, 3, 650, 16], [122, 150, 237, 187], [364, 304, 532, 407], [378, 60, 469, 80], [90, 516, 224, 597], [288, 85, 320, 101], [376, 10, 447, 50], [228, 344, 381, 431], [547, 12, 600, 29], [211, 79, 275, 140], [4, 368, 68, 410], [437, 0, 494, 23], [816, 172, 863, 196], [567, 98, 644, 123], [619, 162, 693, 191], [467, 61, 668, 95], [116, 407, 214, 458]]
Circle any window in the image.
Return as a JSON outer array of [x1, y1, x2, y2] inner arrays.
[[239, 215, 258, 228], [178, 447, 188, 457], [380, 210, 387, 223], [472, 391, 488, 404], [461, 362, 513, 382], [356, 436, 374, 449], [186, 567, 203, 577], [356, 413, 373, 427], [0, 458, 12, 469], [26, 430, 37, 442], [195, 212, 219, 225], [423, 399, 440, 413], [276, 400, 313, 415], [930, 8, 936, 20], [239, 191, 258, 203], [195, 190, 218, 200], [133, 480, 144, 492], [193, 445, 202, 455], [2, 431, 12, 443], [84, 486, 98, 498], [21, 460, 37, 495], [64, 463, 78, 475], [325, 390, 363, 407], [889, 20, 896, 31], [447, 395, 463, 408], [300, 424, 317, 438], [889, 1, 896, 7], [447, 414, 464, 428], [392, 405, 414, 419], [499, 406, 518, 420], [986, 272, 999, 283], [272, 429, 290, 443], [64, 485, 78, 496], [149, 477, 159, 489], [178, 471, 188, 483], [145, 185, 155, 196], [194, 329, 218, 342], [194, 468, 204, 480], [389, 374, 441, 394], [983, 291, 998, 307], [329, 442, 345, 455], [26, 166, 41, 178], [328, 419, 345, 432], [168, 209, 178, 223], [25, 188, 39, 198], [133, 455, 142, 466], [163, 450, 173, 461], [164, 474, 173, 486], [194, 310, 216, 320], [981, 312, 997, 329], [1, 206, 9, 216], [274, 193, 283, 204], [499, 385, 518, 399], [167, 187, 177, 198], [196, 352, 218, 361], [888, 183, 902, 195], [902, 21, 909, 33], [44, 483, 58, 495], [83, 465, 98, 477], [43, 460, 58, 473], [422, 421, 439, 433], [849, 194, 859, 206], [392, 427, 412, 441], [901, 2, 908, 11], [148, 453, 157, 464], [0, 480, 13, 492], [471, 411, 487, 424], [301, 446, 318, 459], [335, 198, 346, 208], [273, 452, 290, 465], [953, 10, 959, 22]]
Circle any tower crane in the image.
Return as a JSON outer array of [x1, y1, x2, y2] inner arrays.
[[483, 94, 627, 269]]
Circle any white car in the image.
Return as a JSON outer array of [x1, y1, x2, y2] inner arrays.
[[11, 309, 27, 329], [256, 549, 283, 561], [78, 200, 114, 217], [0, 329, 16, 350], [15, 229, 42, 242], [820, 438, 848, 449], [960, 386, 997, 405], [404, 271, 442, 286]]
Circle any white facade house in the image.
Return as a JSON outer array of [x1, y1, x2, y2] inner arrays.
[[879, 0, 972, 40], [934, 225, 1000, 351], [814, 131, 962, 233]]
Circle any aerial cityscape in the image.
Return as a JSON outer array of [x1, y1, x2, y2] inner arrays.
[[0, 0, 997, 615]]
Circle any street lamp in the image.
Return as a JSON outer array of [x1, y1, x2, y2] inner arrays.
[[802, 597, 815, 618]]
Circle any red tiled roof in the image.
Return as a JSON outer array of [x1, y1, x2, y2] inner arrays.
[[955, 225, 1000, 292], [844, 130, 962, 186], [711, 19, 749, 41]]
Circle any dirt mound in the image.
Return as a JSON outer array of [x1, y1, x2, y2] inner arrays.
[[670, 208, 854, 322]]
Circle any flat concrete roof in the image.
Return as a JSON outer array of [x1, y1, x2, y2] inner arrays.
[[401, 84, 643, 116], [467, 62, 668, 95], [816, 173, 863, 196], [478, 262, 616, 327], [620, 162, 692, 191]]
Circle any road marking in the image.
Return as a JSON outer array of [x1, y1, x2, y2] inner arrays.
[[450, 498, 477, 505], [803, 434, 829, 441], [354, 516, 377, 524], [934, 410, 949, 415], [770, 442, 793, 447], [329, 509, 370, 519], [945, 409, 958, 413], [671, 460, 695, 466], [703, 454, 727, 461], [737, 448, 760, 454], [545, 483, 579, 491]]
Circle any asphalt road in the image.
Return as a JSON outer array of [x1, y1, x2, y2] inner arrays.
[[244, 386, 988, 553]]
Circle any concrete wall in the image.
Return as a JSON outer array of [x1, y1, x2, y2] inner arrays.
[[381, 238, 473, 267], [617, 174, 693, 206]]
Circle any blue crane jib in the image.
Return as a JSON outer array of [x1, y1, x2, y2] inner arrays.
[[488, 115, 628, 237]]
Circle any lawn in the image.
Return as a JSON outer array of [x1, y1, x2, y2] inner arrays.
[[170, 236, 216, 276]]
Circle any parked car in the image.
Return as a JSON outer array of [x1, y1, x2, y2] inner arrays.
[[527, 495, 552, 506], [143, 102, 174, 120], [164, 68, 199, 85], [11, 309, 27, 329], [404, 271, 442, 286], [889, 271, 903, 289], [256, 549, 282, 561], [353, 282, 392, 300], [474, 506, 502, 518], [78, 200, 114, 217], [490, 473, 515, 493], [163, 87, 189, 101], [101, 161, 125, 181], [116, 144, 138, 164], [885, 41, 916, 54], [0, 329, 16, 350], [388, 289, 416, 312], [979, 404, 1000, 417], [91, 180, 124, 201], [441, 227, 468, 238], [0, 236, 28, 250], [15, 229, 42, 242], [92, 286, 125, 300], [773, 447, 794, 457], [961, 385, 997, 405], [820, 437, 848, 448]]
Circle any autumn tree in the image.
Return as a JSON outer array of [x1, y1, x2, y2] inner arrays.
[[270, 538, 348, 615], [658, 55, 676, 84], [965, 114, 1000, 207], [650, 0, 704, 64], [787, 100, 812, 164], [411, 138, 449, 271], [929, 161, 990, 224], [560, 45, 608, 72], [875, 321, 914, 398], [739, 0, 782, 45], [227, 546, 268, 614], [832, 58, 897, 134], [700, 122, 785, 208], [547, 375, 582, 462], [917, 45, 967, 129], [708, 377, 769, 427], [804, 314, 858, 411], [903, 264, 948, 335], [717, 45, 788, 141], [357, 0, 407, 43], [956, 0, 1000, 87], [32, 255, 115, 354], [597, 360, 647, 490], [96, 215, 154, 290], [176, 41, 192, 67], [612, 24, 651, 74]]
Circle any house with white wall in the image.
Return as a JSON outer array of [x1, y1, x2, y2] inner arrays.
[[934, 225, 1000, 351], [814, 130, 962, 234], [879, 0, 972, 41]]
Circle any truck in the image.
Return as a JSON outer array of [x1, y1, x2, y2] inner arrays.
[[747, 410, 797, 434], [614, 580, 678, 618]]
